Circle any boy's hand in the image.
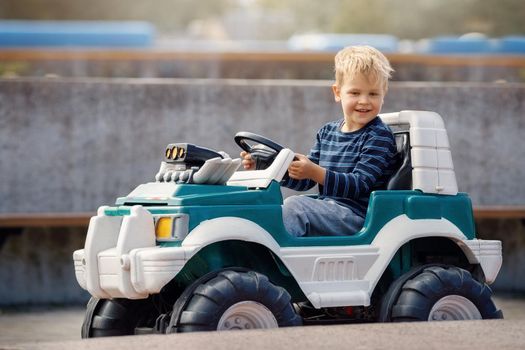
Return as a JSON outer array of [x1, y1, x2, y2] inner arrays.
[[240, 151, 256, 170], [288, 154, 326, 184]]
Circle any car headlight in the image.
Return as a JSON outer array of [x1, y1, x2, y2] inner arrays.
[[154, 214, 189, 241]]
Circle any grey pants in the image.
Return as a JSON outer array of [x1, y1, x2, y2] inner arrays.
[[282, 195, 365, 237]]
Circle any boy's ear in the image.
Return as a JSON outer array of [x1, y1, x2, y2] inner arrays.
[[332, 84, 341, 102]]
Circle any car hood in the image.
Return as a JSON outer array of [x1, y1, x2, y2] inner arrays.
[[115, 181, 281, 206]]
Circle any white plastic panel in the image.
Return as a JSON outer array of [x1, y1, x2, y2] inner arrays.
[[411, 148, 438, 168], [84, 207, 123, 299], [279, 246, 379, 308], [98, 249, 120, 274], [221, 158, 242, 183], [87, 206, 156, 299], [127, 182, 178, 198], [227, 148, 295, 188], [410, 128, 437, 147], [436, 129, 450, 148], [305, 283, 370, 307], [437, 149, 454, 169], [312, 257, 356, 281], [438, 169, 459, 194], [73, 250, 86, 290], [130, 246, 186, 294], [192, 158, 222, 184], [116, 206, 155, 255], [98, 249, 123, 297], [211, 158, 235, 183], [462, 239, 502, 284], [192, 157, 241, 185], [280, 246, 379, 282], [405, 111, 441, 128], [378, 111, 400, 124], [380, 110, 458, 195], [413, 168, 439, 193], [115, 206, 155, 299]]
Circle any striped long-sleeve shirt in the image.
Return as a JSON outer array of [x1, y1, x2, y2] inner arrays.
[[281, 117, 398, 218]]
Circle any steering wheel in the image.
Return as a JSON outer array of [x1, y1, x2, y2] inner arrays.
[[234, 132, 284, 170]]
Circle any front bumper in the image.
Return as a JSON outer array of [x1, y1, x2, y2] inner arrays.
[[73, 205, 191, 299]]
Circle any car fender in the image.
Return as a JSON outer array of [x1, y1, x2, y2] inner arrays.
[[181, 217, 281, 259], [365, 214, 471, 293]]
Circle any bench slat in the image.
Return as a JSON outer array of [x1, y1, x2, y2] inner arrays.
[[1, 207, 524, 228], [1, 50, 525, 67], [474, 206, 525, 219], [0, 213, 93, 228]]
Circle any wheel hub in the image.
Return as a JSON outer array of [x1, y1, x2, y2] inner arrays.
[[428, 295, 482, 321], [217, 301, 278, 330]]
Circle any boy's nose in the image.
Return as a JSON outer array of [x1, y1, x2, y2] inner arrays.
[[358, 95, 370, 104]]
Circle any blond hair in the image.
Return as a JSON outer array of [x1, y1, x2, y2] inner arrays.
[[334, 45, 393, 90]]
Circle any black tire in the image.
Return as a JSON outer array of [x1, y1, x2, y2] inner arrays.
[[81, 297, 158, 338], [391, 266, 503, 322], [173, 270, 302, 332]]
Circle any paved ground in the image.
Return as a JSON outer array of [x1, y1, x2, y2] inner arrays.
[[0, 307, 85, 347], [1, 294, 524, 349]]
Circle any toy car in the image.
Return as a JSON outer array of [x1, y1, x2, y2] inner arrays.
[[73, 110, 503, 337]]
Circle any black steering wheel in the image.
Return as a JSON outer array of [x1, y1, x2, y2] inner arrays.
[[234, 132, 284, 170]]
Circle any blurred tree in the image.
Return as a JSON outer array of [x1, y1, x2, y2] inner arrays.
[[468, 0, 525, 36], [0, 0, 523, 38], [0, 0, 233, 32], [258, 0, 525, 39]]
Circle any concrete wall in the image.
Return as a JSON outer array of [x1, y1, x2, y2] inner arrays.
[[477, 218, 525, 294], [1, 78, 524, 214], [0, 228, 89, 305]]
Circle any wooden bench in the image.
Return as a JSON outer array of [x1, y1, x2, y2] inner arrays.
[[0, 212, 93, 228], [473, 206, 525, 220], [1, 50, 525, 67], [0, 206, 523, 228]]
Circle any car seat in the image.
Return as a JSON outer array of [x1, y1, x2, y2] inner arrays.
[[387, 132, 412, 190]]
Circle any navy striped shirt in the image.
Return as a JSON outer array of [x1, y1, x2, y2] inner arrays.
[[282, 117, 398, 218]]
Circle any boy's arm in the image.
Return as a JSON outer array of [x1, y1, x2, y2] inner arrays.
[[281, 131, 322, 191], [287, 154, 326, 185], [321, 132, 397, 199]]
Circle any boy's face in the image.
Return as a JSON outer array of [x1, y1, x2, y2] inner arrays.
[[332, 73, 385, 132]]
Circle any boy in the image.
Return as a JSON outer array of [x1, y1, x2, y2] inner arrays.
[[241, 45, 398, 237]]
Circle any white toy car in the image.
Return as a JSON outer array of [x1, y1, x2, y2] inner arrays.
[[73, 110, 503, 337]]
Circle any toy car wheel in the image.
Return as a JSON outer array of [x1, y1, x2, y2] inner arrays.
[[81, 297, 158, 338], [390, 266, 503, 322], [174, 270, 302, 332]]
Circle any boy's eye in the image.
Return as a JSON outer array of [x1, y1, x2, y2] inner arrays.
[[349, 91, 360, 96]]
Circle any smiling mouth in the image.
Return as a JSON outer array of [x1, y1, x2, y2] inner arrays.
[[355, 109, 371, 113]]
